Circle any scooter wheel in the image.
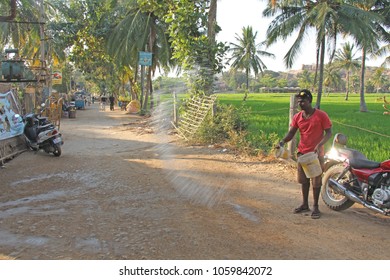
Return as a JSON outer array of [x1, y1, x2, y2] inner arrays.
[[53, 144, 62, 157]]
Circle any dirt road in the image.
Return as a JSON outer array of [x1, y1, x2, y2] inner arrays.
[[1, 103, 389, 260]]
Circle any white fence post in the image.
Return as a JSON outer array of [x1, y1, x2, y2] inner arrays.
[[173, 91, 178, 126], [288, 94, 298, 159]]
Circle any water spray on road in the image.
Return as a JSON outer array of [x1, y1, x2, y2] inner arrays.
[[150, 100, 226, 207]]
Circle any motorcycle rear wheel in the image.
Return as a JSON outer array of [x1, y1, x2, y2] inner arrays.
[[53, 144, 62, 157], [321, 164, 355, 211]]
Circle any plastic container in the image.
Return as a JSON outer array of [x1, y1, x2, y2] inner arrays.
[[297, 152, 322, 178], [275, 146, 289, 159]]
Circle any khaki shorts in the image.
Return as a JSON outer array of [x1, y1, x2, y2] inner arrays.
[[297, 153, 324, 188]]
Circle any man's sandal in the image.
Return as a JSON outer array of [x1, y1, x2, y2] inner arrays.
[[293, 205, 310, 214], [311, 210, 321, 219]]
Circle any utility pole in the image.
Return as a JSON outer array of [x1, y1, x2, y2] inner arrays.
[[38, 0, 47, 105], [39, 0, 45, 76]]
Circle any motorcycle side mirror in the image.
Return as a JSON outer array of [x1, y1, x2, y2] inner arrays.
[[13, 114, 23, 123], [335, 133, 348, 146]]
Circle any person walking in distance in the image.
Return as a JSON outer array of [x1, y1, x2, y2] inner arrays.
[[100, 95, 107, 111], [109, 95, 115, 111], [277, 89, 332, 219]]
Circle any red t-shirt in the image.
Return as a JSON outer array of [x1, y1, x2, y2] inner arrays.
[[291, 109, 332, 155]]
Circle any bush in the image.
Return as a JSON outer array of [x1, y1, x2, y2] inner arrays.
[[193, 103, 247, 144], [189, 102, 280, 156], [245, 130, 280, 156], [188, 103, 270, 156]]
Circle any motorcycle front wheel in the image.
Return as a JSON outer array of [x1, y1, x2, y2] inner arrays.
[[53, 144, 62, 157], [321, 164, 355, 211]]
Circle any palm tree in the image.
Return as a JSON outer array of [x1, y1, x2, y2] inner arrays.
[[369, 1, 390, 70], [106, 0, 171, 111], [371, 67, 388, 93], [297, 70, 314, 91], [263, 0, 384, 109], [334, 42, 361, 100], [349, 0, 389, 112], [228, 26, 275, 100], [323, 64, 342, 95], [374, 43, 390, 67], [0, 0, 64, 102], [0, 0, 41, 54]]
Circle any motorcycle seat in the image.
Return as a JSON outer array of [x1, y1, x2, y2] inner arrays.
[[339, 147, 367, 160], [339, 148, 381, 169], [350, 158, 381, 169]]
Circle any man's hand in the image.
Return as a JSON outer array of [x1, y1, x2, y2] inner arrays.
[[276, 140, 285, 149], [314, 144, 321, 154]]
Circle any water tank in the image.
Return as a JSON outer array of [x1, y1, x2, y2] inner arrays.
[[1, 49, 24, 80], [1, 60, 25, 80]]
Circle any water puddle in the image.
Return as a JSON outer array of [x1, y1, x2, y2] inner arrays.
[[0, 190, 68, 208], [0, 229, 50, 247], [75, 237, 103, 253], [0, 228, 106, 255], [0, 205, 67, 219], [1, 171, 104, 219], [10, 171, 101, 188], [228, 202, 260, 223]]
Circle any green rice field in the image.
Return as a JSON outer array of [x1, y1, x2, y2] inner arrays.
[[215, 93, 390, 162]]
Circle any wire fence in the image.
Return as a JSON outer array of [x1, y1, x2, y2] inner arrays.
[[332, 120, 390, 139]]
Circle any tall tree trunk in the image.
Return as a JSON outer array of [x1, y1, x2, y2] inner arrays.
[[345, 71, 350, 101], [150, 17, 157, 110], [315, 37, 325, 109], [246, 68, 249, 90], [149, 71, 154, 110], [360, 47, 368, 112], [129, 76, 138, 100], [313, 45, 320, 88], [132, 64, 139, 100], [208, 0, 217, 42], [143, 18, 157, 112], [143, 67, 151, 112], [205, 0, 217, 95]]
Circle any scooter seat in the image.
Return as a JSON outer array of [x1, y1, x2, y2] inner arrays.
[[24, 126, 37, 141], [37, 124, 54, 134]]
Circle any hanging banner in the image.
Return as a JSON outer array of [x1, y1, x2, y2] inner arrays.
[[52, 70, 63, 85], [0, 91, 24, 140]]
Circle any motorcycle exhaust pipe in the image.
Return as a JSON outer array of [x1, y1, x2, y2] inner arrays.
[[328, 178, 387, 215]]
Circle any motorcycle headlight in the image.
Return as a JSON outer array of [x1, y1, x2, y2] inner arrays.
[[327, 147, 339, 160]]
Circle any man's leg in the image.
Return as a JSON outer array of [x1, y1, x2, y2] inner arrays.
[[294, 162, 311, 213], [311, 155, 325, 219], [311, 175, 322, 219]]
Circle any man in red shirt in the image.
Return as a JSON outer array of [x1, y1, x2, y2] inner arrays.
[[278, 89, 332, 219]]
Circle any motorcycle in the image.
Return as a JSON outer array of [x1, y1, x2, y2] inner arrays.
[[321, 133, 390, 215], [21, 107, 64, 157]]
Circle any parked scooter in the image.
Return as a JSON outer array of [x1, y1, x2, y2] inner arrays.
[[321, 133, 390, 215], [22, 105, 64, 157]]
